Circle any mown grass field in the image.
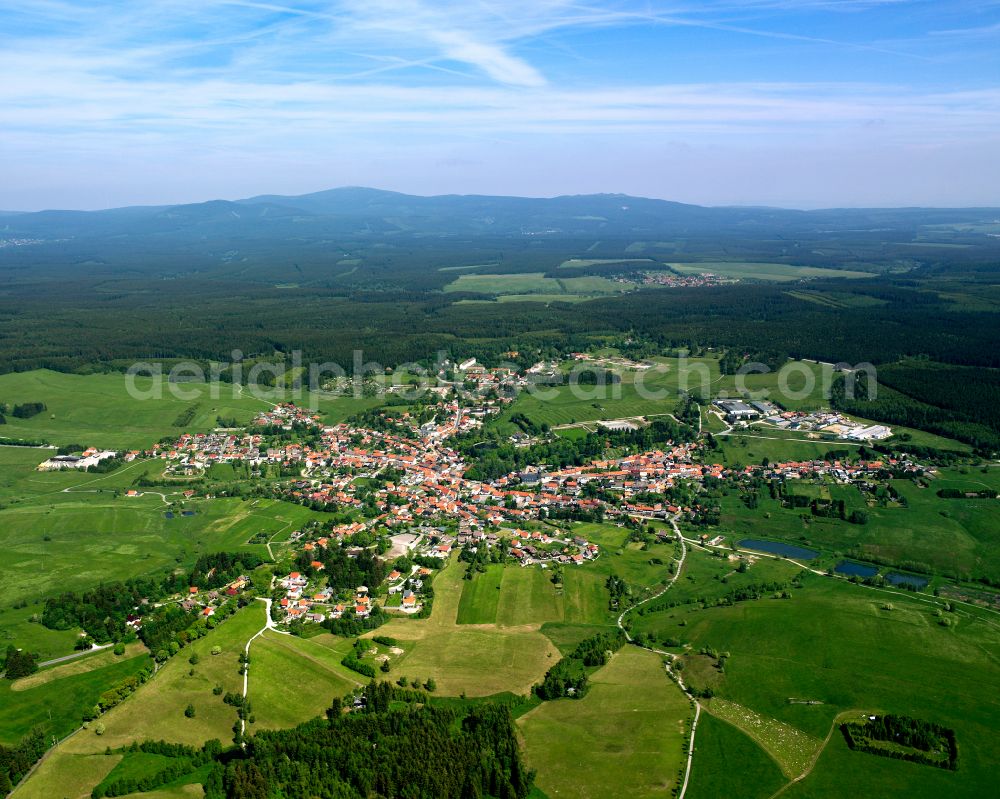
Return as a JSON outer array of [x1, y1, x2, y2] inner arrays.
[[706, 697, 822, 778], [784, 289, 888, 309], [455, 563, 504, 624], [668, 262, 875, 282], [631, 571, 1000, 799], [444, 271, 632, 299], [1, 650, 149, 746], [11, 642, 146, 692], [493, 355, 722, 430], [0, 604, 81, 662], [558, 258, 654, 269], [686, 712, 786, 799], [0, 370, 269, 450], [248, 631, 361, 729], [518, 646, 691, 799], [455, 523, 680, 634], [375, 557, 558, 696], [0, 491, 317, 611]]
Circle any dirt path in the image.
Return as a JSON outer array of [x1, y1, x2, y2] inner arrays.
[[616, 514, 701, 799], [240, 598, 272, 740], [764, 710, 861, 799]]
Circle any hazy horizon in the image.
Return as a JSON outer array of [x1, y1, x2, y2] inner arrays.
[[3, 1, 999, 211], [5, 184, 1000, 216]]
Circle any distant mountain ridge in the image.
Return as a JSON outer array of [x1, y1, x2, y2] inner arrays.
[[2, 186, 998, 245]]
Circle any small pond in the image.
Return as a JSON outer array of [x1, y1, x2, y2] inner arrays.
[[738, 539, 819, 560], [885, 572, 929, 589], [834, 561, 879, 578]]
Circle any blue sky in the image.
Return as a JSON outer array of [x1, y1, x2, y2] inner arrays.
[[1, 0, 998, 209]]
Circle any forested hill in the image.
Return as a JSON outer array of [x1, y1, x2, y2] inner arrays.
[[1, 186, 997, 381], [4, 187, 1000, 241]]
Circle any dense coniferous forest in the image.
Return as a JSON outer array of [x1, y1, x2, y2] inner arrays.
[[832, 370, 1000, 453], [204, 697, 532, 799], [0, 192, 998, 386]]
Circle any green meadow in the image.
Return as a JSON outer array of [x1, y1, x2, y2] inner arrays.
[[686, 712, 786, 799], [248, 632, 361, 729], [1, 650, 149, 746], [630, 556, 1000, 799], [0, 493, 318, 604], [667, 262, 876, 282], [444, 271, 632, 299], [13, 604, 266, 799], [558, 258, 655, 269], [0, 471, 322, 667], [374, 556, 559, 697], [715, 468, 1000, 583], [455, 523, 682, 634], [518, 646, 690, 799], [494, 355, 723, 430], [0, 369, 384, 450]]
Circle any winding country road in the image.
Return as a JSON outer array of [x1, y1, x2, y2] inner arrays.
[[616, 514, 701, 799]]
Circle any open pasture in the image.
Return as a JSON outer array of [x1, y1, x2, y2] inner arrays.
[[558, 258, 654, 269], [0, 496, 315, 610], [375, 558, 558, 696], [717, 473, 1000, 583], [706, 697, 821, 778], [686, 712, 786, 799], [0, 370, 270, 449], [518, 647, 691, 799], [443, 271, 632, 299], [1, 650, 149, 746], [631, 574, 1000, 798], [13, 604, 266, 799], [248, 631, 360, 729], [0, 369, 382, 450], [494, 355, 723, 430]]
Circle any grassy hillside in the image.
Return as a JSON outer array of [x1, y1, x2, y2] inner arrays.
[[632, 556, 1000, 798], [518, 646, 691, 799]]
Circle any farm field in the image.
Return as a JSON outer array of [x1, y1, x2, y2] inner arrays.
[[706, 697, 822, 778], [493, 354, 724, 430], [715, 471, 1000, 583], [0, 650, 149, 746], [455, 562, 504, 624], [443, 271, 632, 298], [248, 631, 361, 729], [0, 604, 82, 663], [631, 574, 1000, 798], [667, 262, 876, 282], [558, 258, 655, 268], [454, 524, 679, 633], [374, 557, 558, 696], [686, 712, 786, 799], [0, 494, 318, 611], [518, 646, 691, 799], [784, 289, 888, 309]]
